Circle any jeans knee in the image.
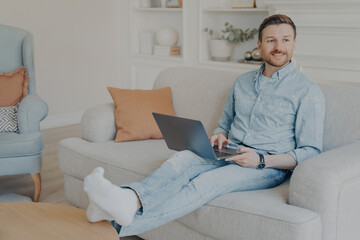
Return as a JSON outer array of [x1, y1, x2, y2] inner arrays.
[[173, 150, 202, 161], [166, 150, 203, 169]]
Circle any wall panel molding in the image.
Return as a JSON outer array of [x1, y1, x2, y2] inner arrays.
[[264, 0, 360, 85], [295, 54, 360, 71]]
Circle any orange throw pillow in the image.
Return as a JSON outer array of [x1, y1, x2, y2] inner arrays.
[[0, 67, 29, 107], [108, 86, 175, 142]]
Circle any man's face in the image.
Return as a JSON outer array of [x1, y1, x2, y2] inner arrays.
[[258, 24, 296, 68]]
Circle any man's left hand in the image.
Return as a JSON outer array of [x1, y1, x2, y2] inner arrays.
[[225, 147, 260, 168]]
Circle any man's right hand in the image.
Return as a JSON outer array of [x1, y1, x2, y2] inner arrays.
[[210, 133, 230, 149]]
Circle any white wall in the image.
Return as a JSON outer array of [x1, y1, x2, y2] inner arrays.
[[0, 0, 131, 129]]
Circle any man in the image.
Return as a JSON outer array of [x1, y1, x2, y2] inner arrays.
[[83, 14, 325, 237]]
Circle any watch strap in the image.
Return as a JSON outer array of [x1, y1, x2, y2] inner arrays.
[[257, 154, 265, 169], [259, 154, 265, 164]]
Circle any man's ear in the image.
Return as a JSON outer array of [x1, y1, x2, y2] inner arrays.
[[257, 40, 262, 51]]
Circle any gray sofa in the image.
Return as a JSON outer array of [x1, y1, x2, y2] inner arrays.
[[58, 66, 360, 240]]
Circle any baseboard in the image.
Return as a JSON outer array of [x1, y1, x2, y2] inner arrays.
[[40, 111, 84, 130]]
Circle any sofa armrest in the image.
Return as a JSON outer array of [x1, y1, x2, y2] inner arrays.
[[81, 103, 116, 142], [17, 94, 48, 133], [289, 142, 360, 240]]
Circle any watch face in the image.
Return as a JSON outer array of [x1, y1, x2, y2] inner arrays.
[[257, 163, 265, 169]]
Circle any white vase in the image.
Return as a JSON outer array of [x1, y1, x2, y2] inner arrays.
[[160, 0, 166, 8], [255, 0, 267, 8], [156, 27, 178, 46], [209, 39, 233, 62], [140, 31, 155, 54]]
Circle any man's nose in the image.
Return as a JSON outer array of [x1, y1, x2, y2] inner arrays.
[[274, 41, 283, 52]]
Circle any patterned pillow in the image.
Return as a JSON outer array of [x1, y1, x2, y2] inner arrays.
[[0, 104, 19, 133]]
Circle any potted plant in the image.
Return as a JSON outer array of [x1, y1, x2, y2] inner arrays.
[[204, 22, 258, 61]]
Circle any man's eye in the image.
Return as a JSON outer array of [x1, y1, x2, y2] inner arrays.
[[267, 40, 274, 43], [283, 39, 290, 42]]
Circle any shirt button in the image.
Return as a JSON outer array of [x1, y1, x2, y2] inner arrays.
[[248, 133, 252, 136]]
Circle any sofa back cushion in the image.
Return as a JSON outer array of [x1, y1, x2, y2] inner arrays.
[[318, 83, 360, 151], [154, 66, 360, 152], [153, 67, 239, 136]]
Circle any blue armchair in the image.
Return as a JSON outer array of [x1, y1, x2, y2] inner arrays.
[[0, 25, 48, 202]]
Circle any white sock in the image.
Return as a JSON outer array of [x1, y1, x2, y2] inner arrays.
[[86, 199, 114, 222], [84, 167, 138, 226]]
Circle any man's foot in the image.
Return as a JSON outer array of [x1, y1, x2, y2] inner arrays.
[[86, 199, 113, 222], [84, 167, 138, 226]]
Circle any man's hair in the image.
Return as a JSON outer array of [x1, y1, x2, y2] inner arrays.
[[258, 14, 296, 42]]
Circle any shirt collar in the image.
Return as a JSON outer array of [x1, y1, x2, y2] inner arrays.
[[254, 61, 295, 82]]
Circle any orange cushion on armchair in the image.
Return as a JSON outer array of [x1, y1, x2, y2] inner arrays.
[[0, 67, 29, 107], [108, 86, 175, 142]]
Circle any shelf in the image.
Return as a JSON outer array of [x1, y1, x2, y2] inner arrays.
[[203, 8, 268, 13], [132, 53, 184, 62], [200, 60, 262, 70], [133, 7, 183, 12]]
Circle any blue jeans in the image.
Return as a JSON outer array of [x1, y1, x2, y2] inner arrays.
[[113, 150, 287, 237]]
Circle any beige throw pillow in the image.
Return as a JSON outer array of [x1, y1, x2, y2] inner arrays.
[[0, 67, 29, 107], [107, 86, 175, 142]]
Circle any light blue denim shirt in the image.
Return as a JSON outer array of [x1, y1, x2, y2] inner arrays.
[[213, 61, 325, 164]]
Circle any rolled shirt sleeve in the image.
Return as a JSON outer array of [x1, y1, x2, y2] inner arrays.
[[287, 85, 326, 164]]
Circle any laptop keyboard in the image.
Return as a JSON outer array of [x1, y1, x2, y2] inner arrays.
[[215, 151, 232, 159]]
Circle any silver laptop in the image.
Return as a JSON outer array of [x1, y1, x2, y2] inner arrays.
[[152, 113, 239, 160]]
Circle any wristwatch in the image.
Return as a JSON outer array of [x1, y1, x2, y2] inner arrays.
[[257, 154, 266, 169]]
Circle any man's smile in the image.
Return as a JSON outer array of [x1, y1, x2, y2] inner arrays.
[[271, 51, 286, 58]]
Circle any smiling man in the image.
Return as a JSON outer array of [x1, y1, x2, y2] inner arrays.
[[212, 14, 325, 170], [83, 14, 326, 237]]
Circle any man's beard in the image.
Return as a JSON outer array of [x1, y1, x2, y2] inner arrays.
[[263, 50, 291, 67]]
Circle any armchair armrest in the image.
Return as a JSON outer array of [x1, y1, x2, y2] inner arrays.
[[17, 94, 48, 133], [289, 142, 360, 240], [81, 103, 116, 142]]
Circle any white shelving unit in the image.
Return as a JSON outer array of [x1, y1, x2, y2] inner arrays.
[[128, 0, 187, 89], [127, 0, 269, 89], [129, 0, 185, 62], [199, 0, 268, 69], [123, 0, 360, 90]]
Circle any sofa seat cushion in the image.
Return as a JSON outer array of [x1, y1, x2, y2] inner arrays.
[[0, 131, 43, 158], [177, 181, 321, 240], [58, 137, 176, 183]]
